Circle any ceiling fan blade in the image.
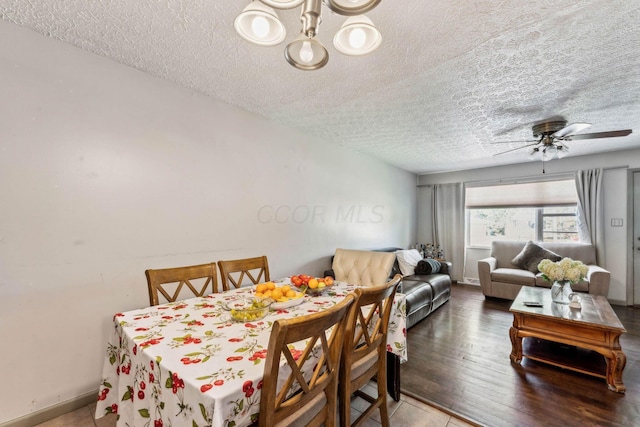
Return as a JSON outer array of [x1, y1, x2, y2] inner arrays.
[[491, 139, 537, 144], [565, 129, 632, 140], [493, 142, 539, 156], [553, 122, 591, 138]]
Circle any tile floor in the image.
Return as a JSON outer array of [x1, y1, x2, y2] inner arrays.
[[36, 383, 475, 427]]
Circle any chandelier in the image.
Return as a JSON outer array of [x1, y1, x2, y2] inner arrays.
[[234, 0, 382, 70]]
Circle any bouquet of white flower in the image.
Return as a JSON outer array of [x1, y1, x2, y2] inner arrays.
[[538, 258, 589, 284]]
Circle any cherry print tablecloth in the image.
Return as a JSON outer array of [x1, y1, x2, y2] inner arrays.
[[95, 280, 407, 427]]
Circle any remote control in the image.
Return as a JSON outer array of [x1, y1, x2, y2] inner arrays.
[[523, 301, 543, 307]]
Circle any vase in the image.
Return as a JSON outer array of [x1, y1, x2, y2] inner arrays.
[[551, 281, 573, 304]]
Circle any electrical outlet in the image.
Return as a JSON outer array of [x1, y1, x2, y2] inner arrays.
[[611, 218, 623, 227]]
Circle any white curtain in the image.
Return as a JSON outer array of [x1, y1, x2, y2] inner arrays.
[[417, 185, 434, 245], [575, 169, 605, 264], [432, 183, 465, 282]]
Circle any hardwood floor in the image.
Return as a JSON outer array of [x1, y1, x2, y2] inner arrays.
[[401, 283, 640, 427]]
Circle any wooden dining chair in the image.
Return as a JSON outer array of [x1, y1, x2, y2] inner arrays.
[[145, 262, 218, 306], [339, 274, 402, 427], [218, 256, 270, 291], [258, 293, 357, 427]]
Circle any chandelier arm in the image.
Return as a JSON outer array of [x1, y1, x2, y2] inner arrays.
[[301, 0, 323, 37]]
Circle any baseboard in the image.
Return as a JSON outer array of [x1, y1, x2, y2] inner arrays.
[[0, 389, 98, 427], [457, 279, 480, 287], [608, 298, 627, 306]]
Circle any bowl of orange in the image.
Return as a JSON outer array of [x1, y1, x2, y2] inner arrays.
[[254, 282, 304, 306], [304, 277, 334, 295]]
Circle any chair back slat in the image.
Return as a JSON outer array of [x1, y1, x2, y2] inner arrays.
[[145, 262, 218, 306], [218, 256, 270, 291], [259, 293, 356, 427]]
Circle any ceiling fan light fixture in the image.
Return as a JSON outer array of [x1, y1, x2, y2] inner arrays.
[[333, 15, 381, 56], [542, 146, 557, 161], [556, 145, 569, 158], [234, 1, 286, 46], [285, 33, 329, 70], [527, 147, 539, 160]]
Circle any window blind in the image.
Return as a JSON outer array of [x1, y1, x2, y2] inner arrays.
[[465, 179, 577, 208]]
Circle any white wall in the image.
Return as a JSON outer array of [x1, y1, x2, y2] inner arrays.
[[0, 22, 417, 423], [417, 149, 640, 304]]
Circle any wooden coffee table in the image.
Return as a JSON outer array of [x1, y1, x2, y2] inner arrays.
[[509, 286, 627, 393]]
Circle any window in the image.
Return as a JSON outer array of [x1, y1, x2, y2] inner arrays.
[[466, 179, 578, 247]]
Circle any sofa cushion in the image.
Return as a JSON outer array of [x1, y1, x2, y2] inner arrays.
[[395, 249, 423, 276], [511, 241, 561, 273], [492, 268, 536, 286], [401, 279, 434, 312]]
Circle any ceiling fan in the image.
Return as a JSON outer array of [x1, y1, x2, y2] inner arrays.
[[493, 119, 632, 161]]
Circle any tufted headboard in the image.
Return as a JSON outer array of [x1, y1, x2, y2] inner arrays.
[[331, 248, 396, 287]]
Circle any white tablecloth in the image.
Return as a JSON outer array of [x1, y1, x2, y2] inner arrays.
[[95, 280, 407, 427]]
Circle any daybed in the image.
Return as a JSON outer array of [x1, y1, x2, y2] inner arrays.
[[478, 240, 610, 300]]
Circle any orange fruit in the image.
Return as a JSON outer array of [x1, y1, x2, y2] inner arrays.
[[308, 278, 319, 289], [256, 283, 267, 294], [271, 289, 283, 300], [286, 290, 296, 298], [281, 285, 291, 294], [266, 282, 276, 290]]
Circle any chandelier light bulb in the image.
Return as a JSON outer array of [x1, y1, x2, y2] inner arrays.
[[333, 15, 381, 56], [234, 1, 285, 46], [251, 16, 270, 39], [299, 41, 314, 63], [348, 27, 366, 48], [547, 145, 558, 159], [285, 34, 328, 70]]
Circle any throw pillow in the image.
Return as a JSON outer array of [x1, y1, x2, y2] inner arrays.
[[415, 259, 441, 275], [426, 258, 441, 274], [395, 249, 423, 276], [415, 260, 430, 275], [511, 241, 562, 273]]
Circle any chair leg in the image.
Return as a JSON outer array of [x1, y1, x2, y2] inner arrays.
[[339, 378, 351, 427], [386, 352, 401, 401], [377, 358, 390, 427]]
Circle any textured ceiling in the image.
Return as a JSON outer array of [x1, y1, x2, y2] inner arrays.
[[2, 0, 639, 174]]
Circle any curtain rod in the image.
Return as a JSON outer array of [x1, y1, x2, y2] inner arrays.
[[417, 165, 629, 187]]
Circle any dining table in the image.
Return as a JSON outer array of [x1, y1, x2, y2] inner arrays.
[[95, 279, 407, 427]]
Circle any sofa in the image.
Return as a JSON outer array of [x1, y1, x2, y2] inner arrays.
[[326, 247, 452, 329], [478, 240, 610, 300]]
